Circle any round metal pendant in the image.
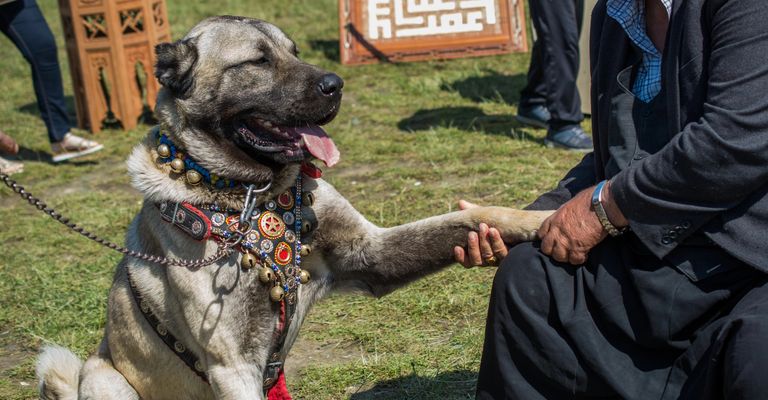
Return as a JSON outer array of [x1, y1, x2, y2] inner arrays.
[[260, 239, 274, 253], [277, 191, 294, 209], [246, 230, 260, 243], [258, 211, 285, 239], [274, 242, 292, 265], [283, 211, 295, 225], [284, 230, 296, 243], [211, 213, 226, 227]]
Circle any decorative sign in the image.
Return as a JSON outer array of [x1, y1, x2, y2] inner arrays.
[[339, 0, 527, 64]]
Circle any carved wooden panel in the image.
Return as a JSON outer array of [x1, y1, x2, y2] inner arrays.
[[59, 0, 171, 132], [340, 0, 528, 64]]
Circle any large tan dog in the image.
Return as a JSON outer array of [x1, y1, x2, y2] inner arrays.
[[36, 16, 551, 400]]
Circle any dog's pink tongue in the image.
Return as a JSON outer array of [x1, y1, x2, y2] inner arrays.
[[294, 125, 340, 167]]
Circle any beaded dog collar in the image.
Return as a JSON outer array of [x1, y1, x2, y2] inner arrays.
[[154, 128, 242, 189], [156, 173, 310, 304]]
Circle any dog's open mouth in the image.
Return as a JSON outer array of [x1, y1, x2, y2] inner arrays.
[[236, 116, 340, 167]]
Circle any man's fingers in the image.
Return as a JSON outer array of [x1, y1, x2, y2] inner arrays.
[[454, 246, 469, 267], [540, 232, 555, 256], [489, 228, 509, 259], [539, 214, 553, 238], [568, 251, 587, 266], [458, 199, 480, 210], [478, 224, 495, 262], [467, 231, 483, 266], [551, 242, 569, 263]]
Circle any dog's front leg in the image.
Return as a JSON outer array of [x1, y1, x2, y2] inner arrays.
[[207, 363, 265, 400], [308, 180, 553, 296]]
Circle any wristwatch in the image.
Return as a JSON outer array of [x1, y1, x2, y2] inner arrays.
[[591, 180, 627, 237]]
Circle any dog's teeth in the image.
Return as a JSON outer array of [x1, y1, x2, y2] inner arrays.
[[263, 121, 273, 128], [271, 127, 282, 134]]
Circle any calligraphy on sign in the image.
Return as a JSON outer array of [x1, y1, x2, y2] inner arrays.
[[339, 0, 527, 64]]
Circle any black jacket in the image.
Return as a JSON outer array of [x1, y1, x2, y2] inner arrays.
[[528, 0, 768, 272]]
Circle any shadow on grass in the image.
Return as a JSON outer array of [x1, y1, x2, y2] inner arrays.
[[397, 106, 540, 142], [441, 70, 527, 105], [350, 369, 477, 400], [13, 145, 98, 166], [309, 39, 340, 62]]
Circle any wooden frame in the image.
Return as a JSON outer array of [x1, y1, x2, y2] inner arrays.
[[59, 0, 172, 132], [339, 0, 528, 65]]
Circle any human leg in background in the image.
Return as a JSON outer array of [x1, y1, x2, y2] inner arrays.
[[519, 0, 591, 151], [0, 0, 102, 163]]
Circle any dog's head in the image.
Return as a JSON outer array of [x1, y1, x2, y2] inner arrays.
[[153, 16, 342, 182]]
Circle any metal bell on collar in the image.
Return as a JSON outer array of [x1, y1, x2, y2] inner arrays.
[[270, 285, 285, 302], [157, 143, 171, 158], [170, 158, 185, 174], [258, 267, 275, 283], [241, 252, 258, 270]]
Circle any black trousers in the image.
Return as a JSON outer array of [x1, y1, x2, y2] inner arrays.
[[520, 0, 584, 129], [476, 236, 768, 399], [0, 0, 71, 143]]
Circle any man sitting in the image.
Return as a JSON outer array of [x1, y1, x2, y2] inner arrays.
[[456, 0, 768, 398]]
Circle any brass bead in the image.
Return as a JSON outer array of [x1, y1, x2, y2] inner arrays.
[[170, 158, 185, 174], [241, 252, 259, 270], [299, 244, 311, 257], [157, 143, 171, 158], [258, 267, 275, 283], [302, 192, 315, 206], [270, 285, 285, 302], [186, 169, 203, 185], [301, 220, 312, 234], [299, 269, 311, 284]]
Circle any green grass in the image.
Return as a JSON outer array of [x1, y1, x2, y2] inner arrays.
[[0, 0, 587, 398]]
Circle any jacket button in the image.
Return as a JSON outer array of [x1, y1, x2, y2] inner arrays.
[[669, 231, 678, 239], [662, 236, 671, 245], [682, 221, 691, 229]]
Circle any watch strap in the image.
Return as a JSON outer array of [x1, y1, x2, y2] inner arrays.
[[591, 181, 626, 237]]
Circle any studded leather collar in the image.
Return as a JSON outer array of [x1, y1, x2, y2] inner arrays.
[[131, 137, 321, 394]]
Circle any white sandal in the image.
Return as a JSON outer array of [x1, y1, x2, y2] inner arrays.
[[0, 156, 24, 175], [51, 133, 104, 163]]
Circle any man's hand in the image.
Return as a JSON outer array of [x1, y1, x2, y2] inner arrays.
[[539, 185, 607, 265], [453, 200, 509, 268]]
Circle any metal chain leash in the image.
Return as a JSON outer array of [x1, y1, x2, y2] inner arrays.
[[0, 172, 236, 268]]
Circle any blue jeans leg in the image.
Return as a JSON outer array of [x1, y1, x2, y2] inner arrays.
[[0, 0, 72, 143]]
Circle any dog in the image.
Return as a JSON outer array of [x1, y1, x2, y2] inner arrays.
[[36, 16, 552, 400]]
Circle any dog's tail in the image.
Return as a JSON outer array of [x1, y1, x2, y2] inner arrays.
[[37, 345, 82, 400]]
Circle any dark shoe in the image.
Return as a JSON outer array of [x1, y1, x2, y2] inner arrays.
[[545, 125, 593, 152], [515, 105, 551, 129]]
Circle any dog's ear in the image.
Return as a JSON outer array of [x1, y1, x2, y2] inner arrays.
[[154, 39, 197, 97]]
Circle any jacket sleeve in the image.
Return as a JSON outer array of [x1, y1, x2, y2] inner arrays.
[[526, 153, 597, 211], [610, 0, 768, 258]]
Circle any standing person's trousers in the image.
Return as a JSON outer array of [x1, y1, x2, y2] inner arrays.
[[0, 0, 71, 143], [520, 0, 584, 129]]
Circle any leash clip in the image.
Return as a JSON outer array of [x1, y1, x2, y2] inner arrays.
[[240, 180, 272, 226]]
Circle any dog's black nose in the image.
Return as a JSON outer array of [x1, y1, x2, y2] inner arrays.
[[317, 73, 344, 96]]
